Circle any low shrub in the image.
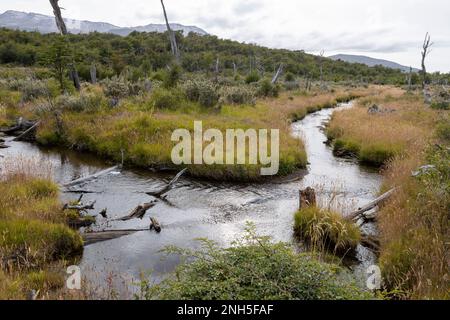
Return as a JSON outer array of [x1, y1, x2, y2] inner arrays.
[[257, 79, 279, 98], [245, 71, 260, 84], [294, 207, 361, 255], [183, 79, 219, 108], [55, 91, 106, 113], [219, 86, 256, 105], [138, 224, 371, 300], [151, 88, 184, 110]]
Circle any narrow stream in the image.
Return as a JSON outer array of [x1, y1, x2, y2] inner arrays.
[[0, 101, 382, 296]]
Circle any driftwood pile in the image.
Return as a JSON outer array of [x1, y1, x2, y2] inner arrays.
[[61, 167, 188, 246]]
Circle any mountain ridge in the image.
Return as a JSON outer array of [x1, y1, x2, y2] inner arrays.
[[329, 54, 419, 73], [0, 10, 208, 36]]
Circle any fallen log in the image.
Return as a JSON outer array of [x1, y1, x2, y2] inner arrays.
[[63, 201, 96, 212], [346, 188, 396, 221], [82, 229, 146, 246], [360, 235, 380, 253], [146, 168, 188, 198], [115, 201, 157, 221], [12, 121, 40, 141], [62, 165, 121, 188]]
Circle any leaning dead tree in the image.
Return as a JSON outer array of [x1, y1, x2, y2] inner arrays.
[[49, 0, 81, 91], [421, 32, 433, 90], [160, 0, 180, 62], [271, 64, 283, 84]]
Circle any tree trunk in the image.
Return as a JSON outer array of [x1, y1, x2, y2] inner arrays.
[[160, 0, 180, 62], [90, 64, 97, 84], [271, 64, 283, 84], [49, 0, 81, 91], [299, 187, 317, 209]]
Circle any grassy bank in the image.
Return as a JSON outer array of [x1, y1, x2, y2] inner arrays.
[[0, 69, 380, 180], [0, 158, 83, 299], [326, 87, 449, 299], [326, 88, 437, 166]]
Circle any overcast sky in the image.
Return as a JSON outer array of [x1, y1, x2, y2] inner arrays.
[[1, 0, 449, 72]]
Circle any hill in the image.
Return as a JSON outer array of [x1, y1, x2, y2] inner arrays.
[[329, 54, 419, 73]]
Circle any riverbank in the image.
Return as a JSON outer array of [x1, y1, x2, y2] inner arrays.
[[0, 158, 83, 299], [1, 77, 381, 181], [325, 88, 449, 299]]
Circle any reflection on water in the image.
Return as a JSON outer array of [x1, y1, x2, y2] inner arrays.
[[0, 101, 382, 293]]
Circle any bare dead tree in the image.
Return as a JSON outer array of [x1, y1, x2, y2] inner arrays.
[[421, 32, 433, 90], [160, 0, 180, 63], [407, 66, 412, 91], [271, 64, 283, 84], [49, 0, 81, 91], [215, 57, 220, 82], [319, 50, 325, 84]]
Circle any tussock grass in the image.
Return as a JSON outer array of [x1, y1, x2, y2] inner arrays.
[[294, 207, 361, 255], [0, 158, 83, 299]]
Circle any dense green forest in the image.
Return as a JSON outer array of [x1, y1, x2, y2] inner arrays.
[[0, 27, 432, 84]]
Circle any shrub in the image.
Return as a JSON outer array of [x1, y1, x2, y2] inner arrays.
[[294, 207, 361, 254], [102, 77, 129, 99], [257, 79, 279, 97], [151, 88, 183, 110], [245, 71, 260, 84], [55, 91, 106, 113], [285, 72, 295, 82], [183, 79, 219, 108], [162, 64, 182, 89], [219, 86, 256, 105], [138, 224, 371, 300], [431, 101, 449, 110], [6, 78, 48, 102], [284, 81, 299, 91]]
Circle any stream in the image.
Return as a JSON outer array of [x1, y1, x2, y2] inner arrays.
[[0, 101, 382, 296]]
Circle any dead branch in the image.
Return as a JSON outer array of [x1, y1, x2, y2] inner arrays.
[[346, 188, 396, 221], [12, 121, 40, 141], [62, 165, 121, 188], [146, 168, 188, 198], [150, 217, 162, 233], [115, 201, 157, 221]]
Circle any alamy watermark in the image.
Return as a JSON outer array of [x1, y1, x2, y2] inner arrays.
[[366, 265, 382, 290], [171, 121, 280, 176]]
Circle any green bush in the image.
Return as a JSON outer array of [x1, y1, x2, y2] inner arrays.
[[431, 101, 449, 110], [56, 91, 106, 113], [162, 64, 182, 89], [245, 71, 260, 84], [102, 77, 129, 99], [219, 86, 256, 105], [151, 88, 183, 109], [183, 79, 219, 108], [257, 79, 279, 97], [285, 72, 295, 82], [138, 224, 371, 300]]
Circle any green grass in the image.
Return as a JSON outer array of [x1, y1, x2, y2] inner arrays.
[[294, 207, 361, 255], [0, 171, 83, 299]]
